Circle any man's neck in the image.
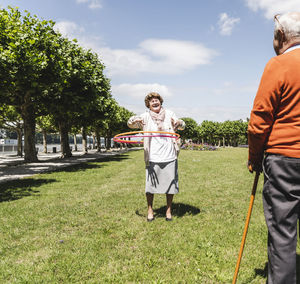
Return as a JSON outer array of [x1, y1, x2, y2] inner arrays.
[[279, 38, 300, 55]]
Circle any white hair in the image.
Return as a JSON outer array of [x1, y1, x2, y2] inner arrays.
[[274, 12, 300, 40]]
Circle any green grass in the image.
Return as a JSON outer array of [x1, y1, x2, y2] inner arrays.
[[0, 148, 299, 283]]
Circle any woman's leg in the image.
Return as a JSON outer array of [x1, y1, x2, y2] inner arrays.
[[166, 194, 173, 220], [146, 193, 154, 220]]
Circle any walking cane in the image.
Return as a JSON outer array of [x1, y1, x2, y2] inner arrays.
[[232, 170, 260, 284]]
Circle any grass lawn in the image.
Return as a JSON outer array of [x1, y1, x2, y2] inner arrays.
[[0, 148, 299, 283]]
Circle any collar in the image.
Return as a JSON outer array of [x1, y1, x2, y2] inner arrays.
[[283, 44, 300, 54]]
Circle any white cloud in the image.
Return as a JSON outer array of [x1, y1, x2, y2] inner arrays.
[[212, 81, 258, 96], [76, 0, 102, 9], [119, 103, 251, 122], [54, 21, 105, 49], [54, 21, 85, 37], [53, 21, 217, 76], [245, 0, 300, 19], [112, 83, 172, 99], [100, 39, 218, 76], [112, 81, 257, 121], [218, 13, 240, 36], [170, 105, 251, 123]]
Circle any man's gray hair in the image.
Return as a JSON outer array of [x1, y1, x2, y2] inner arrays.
[[274, 12, 300, 40]]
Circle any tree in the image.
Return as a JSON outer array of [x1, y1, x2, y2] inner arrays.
[[0, 7, 111, 160], [180, 117, 198, 142], [36, 115, 56, 153], [0, 7, 62, 162], [0, 104, 23, 156], [199, 120, 219, 145], [45, 39, 111, 157], [96, 100, 133, 150]]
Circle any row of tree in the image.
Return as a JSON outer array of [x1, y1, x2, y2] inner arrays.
[[180, 118, 249, 146], [0, 7, 133, 162], [0, 7, 250, 162]]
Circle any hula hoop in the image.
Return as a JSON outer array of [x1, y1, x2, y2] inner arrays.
[[113, 131, 180, 144]]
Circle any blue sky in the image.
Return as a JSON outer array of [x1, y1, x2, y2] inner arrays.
[[1, 0, 299, 122]]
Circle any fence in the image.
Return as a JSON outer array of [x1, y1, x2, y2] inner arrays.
[[0, 145, 19, 153], [0, 144, 107, 154], [0, 138, 115, 154]]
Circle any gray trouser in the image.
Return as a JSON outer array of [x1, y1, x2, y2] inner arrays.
[[263, 154, 300, 284]]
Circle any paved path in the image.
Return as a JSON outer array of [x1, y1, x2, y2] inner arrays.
[[0, 149, 129, 184]]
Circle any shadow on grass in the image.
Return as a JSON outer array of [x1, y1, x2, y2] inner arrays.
[[96, 154, 130, 163], [296, 254, 300, 284], [254, 261, 267, 279], [47, 154, 131, 174], [136, 202, 200, 218], [0, 178, 56, 202], [51, 162, 103, 173], [154, 202, 201, 218], [0, 154, 131, 203], [253, 254, 300, 283]]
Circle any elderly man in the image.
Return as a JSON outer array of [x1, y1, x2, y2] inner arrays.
[[248, 12, 300, 284]]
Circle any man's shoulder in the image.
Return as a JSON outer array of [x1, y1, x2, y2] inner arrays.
[[271, 49, 300, 63], [263, 55, 285, 72], [265, 50, 300, 73]]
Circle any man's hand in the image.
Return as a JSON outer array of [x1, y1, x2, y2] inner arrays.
[[247, 160, 262, 173]]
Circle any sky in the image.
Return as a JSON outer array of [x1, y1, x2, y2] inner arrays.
[[1, 0, 299, 123]]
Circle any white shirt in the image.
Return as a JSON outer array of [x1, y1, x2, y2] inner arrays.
[[127, 108, 185, 164], [149, 110, 177, 163], [140, 109, 178, 163], [283, 44, 300, 54]]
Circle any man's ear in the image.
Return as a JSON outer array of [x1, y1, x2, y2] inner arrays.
[[278, 29, 286, 44], [273, 29, 286, 55]]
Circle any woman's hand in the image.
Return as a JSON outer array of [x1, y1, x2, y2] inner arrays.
[[133, 118, 145, 129], [171, 118, 180, 131], [134, 118, 145, 125], [127, 116, 145, 129]]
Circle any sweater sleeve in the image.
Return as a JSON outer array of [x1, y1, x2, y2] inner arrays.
[[248, 57, 283, 164], [127, 115, 143, 129], [127, 113, 148, 129], [169, 110, 185, 131]]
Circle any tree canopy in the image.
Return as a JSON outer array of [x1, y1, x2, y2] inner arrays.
[[0, 6, 132, 160]]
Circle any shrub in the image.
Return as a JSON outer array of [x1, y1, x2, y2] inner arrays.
[[181, 143, 217, 151]]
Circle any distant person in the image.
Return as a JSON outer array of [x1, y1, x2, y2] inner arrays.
[[248, 12, 300, 283], [128, 92, 185, 222]]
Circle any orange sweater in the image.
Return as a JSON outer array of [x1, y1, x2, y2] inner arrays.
[[248, 48, 300, 164]]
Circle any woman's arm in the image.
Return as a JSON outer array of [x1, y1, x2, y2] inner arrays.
[[127, 115, 145, 129], [170, 112, 185, 131], [176, 119, 185, 131]]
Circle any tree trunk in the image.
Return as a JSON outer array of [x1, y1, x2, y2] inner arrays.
[[82, 127, 88, 154], [106, 136, 111, 150], [104, 137, 108, 150], [16, 127, 23, 157], [21, 95, 38, 162], [42, 130, 47, 153], [73, 134, 78, 151], [92, 134, 96, 149], [95, 129, 101, 152], [59, 121, 72, 158]]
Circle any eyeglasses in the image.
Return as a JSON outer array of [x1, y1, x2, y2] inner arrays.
[[274, 14, 284, 31]]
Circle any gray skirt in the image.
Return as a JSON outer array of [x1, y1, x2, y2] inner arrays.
[[145, 159, 179, 194]]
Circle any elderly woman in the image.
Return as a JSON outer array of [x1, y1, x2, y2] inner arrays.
[[128, 92, 185, 222]]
